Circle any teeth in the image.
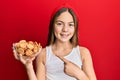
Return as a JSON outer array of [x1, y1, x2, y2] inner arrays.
[[60, 34, 68, 38]]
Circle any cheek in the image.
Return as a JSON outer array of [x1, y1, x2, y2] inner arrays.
[[70, 28, 75, 34], [54, 26, 61, 33]]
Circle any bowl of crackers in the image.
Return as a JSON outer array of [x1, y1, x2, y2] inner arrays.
[[13, 40, 42, 58]]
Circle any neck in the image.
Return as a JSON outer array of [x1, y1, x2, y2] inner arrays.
[[52, 41, 73, 50]]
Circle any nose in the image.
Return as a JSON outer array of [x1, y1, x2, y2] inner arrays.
[[62, 24, 68, 32]]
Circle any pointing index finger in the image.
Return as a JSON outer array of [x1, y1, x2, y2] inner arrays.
[[57, 55, 69, 63]]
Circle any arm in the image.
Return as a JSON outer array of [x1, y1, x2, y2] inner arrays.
[[57, 46, 97, 80], [36, 48, 46, 80], [13, 50, 37, 80], [78, 46, 97, 80], [25, 61, 37, 80], [13, 48, 46, 80], [57, 56, 89, 80]]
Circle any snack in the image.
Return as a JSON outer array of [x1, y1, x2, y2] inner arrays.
[[13, 40, 42, 57]]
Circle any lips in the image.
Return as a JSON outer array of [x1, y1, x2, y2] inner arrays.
[[60, 33, 69, 38]]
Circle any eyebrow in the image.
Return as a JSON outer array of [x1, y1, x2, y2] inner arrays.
[[55, 20, 74, 23]]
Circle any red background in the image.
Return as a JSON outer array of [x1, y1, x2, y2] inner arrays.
[[0, 0, 120, 80]]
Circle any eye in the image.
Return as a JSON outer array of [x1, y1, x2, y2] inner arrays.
[[56, 22, 64, 26], [69, 23, 74, 27], [57, 22, 62, 25]]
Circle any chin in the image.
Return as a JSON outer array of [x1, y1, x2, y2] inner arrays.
[[59, 38, 71, 42]]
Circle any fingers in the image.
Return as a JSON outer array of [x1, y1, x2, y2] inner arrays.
[[31, 57, 35, 61], [57, 56, 69, 63], [12, 43, 35, 65], [19, 54, 23, 61], [13, 43, 19, 60], [13, 50, 19, 60]]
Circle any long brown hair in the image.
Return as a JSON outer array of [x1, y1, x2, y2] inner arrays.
[[47, 8, 78, 47]]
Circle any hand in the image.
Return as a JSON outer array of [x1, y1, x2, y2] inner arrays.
[[57, 56, 81, 79], [12, 43, 42, 66], [13, 49, 35, 65]]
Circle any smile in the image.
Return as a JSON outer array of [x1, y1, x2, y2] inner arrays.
[[60, 34, 69, 38]]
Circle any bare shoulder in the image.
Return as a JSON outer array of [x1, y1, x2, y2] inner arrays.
[[36, 47, 46, 64], [79, 46, 90, 54], [78, 46, 91, 61]]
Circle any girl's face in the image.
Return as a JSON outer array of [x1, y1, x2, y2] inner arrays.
[[54, 11, 75, 43]]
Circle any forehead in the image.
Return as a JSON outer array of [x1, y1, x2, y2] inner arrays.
[[55, 11, 74, 22]]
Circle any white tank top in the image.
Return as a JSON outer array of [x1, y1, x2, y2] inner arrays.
[[45, 46, 82, 80]]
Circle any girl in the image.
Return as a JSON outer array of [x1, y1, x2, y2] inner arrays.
[[13, 3, 97, 80]]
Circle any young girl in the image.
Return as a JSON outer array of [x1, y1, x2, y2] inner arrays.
[[13, 3, 97, 80]]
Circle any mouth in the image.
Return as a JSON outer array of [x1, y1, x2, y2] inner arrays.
[[60, 33, 69, 38]]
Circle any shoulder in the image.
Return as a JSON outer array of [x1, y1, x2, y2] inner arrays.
[[77, 46, 91, 61], [41, 47, 46, 54], [79, 46, 90, 54]]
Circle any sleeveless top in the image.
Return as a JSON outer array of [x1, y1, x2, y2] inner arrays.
[[45, 46, 82, 80]]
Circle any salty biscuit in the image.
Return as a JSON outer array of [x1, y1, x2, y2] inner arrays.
[[19, 42, 27, 49], [15, 43, 20, 48], [19, 40, 26, 43], [14, 40, 41, 57], [25, 49, 33, 56], [18, 40, 27, 49], [33, 46, 38, 53], [27, 42, 34, 50], [17, 48, 25, 55]]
